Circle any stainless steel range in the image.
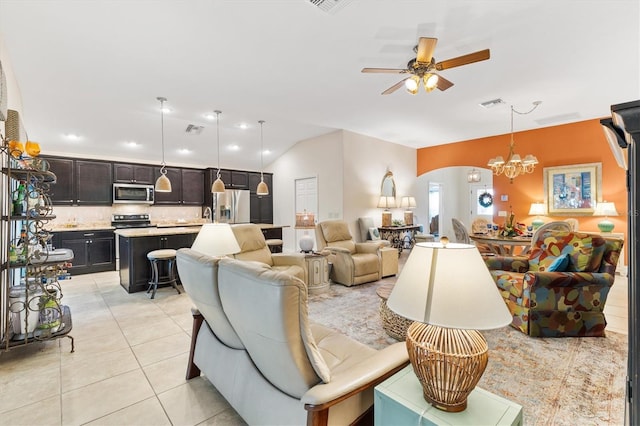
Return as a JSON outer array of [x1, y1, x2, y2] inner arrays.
[[111, 214, 155, 229], [112, 214, 155, 270]]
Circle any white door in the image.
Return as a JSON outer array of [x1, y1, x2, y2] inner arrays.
[[469, 184, 494, 232]]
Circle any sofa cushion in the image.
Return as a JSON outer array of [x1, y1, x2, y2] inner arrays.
[[547, 253, 569, 272], [231, 224, 274, 266], [218, 258, 331, 399], [175, 249, 245, 350], [320, 221, 353, 244]]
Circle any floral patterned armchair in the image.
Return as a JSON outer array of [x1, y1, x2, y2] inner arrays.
[[484, 231, 623, 337]]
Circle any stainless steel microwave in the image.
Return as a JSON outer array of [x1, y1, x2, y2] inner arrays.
[[113, 183, 154, 204]]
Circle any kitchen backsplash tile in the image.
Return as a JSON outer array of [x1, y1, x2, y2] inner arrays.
[[50, 205, 203, 228]]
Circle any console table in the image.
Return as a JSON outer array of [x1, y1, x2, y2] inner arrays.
[[375, 365, 523, 425], [378, 225, 421, 254]]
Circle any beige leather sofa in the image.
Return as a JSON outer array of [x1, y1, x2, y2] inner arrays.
[[176, 248, 408, 426], [231, 223, 307, 284], [316, 220, 384, 286]]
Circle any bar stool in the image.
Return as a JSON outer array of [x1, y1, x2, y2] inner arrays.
[[266, 239, 283, 253], [147, 249, 180, 299]]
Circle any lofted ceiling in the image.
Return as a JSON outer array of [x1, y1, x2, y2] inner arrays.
[[0, 0, 638, 172]]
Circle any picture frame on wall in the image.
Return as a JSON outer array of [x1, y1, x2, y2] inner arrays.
[[543, 162, 602, 215]]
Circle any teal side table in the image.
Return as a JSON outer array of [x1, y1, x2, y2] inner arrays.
[[374, 366, 523, 426]]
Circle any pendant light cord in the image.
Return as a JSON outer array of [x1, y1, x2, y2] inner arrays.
[[215, 110, 222, 178], [158, 97, 167, 175], [259, 120, 265, 180]]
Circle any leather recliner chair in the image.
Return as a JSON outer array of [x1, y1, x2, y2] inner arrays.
[[231, 223, 308, 284], [316, 220, 383, 286], [176, 249, 408, 425]]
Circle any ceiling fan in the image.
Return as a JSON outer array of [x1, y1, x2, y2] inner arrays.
[[362, 37, 490, 95]]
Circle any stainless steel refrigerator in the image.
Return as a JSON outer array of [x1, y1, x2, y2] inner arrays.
[[213, 189, 250, 223]]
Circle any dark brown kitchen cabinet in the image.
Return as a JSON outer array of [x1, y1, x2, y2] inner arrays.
[[52, 230, 115, 275], [229, 170, 249, 189], [43, 157, 112, 205], [76, 160, 113, 205], [113, 163, 154, 184], [181, 168, 205, 205], [44, 157, 75, 205], [153, 167, 183, 204], [118, 232, 197, 293], [250, 194, 273, 224]]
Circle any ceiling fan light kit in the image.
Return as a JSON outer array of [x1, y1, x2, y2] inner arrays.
[[362, 37, 490, 95]]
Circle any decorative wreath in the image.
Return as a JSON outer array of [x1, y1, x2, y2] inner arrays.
[[478, 192, 493, 208]]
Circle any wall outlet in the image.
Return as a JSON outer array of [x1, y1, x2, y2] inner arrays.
[[498, 210, 508, 217]]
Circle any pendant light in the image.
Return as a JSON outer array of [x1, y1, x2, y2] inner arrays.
[[256, 120, 269, 196], [211, 110, 226, 193], [155, 96, 172, 192]]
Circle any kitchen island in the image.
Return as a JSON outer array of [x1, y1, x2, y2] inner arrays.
[[115, 226, 201, 293]]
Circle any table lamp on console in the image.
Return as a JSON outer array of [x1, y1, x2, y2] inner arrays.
[[378, 196, 396, 227], [400, 196, 416, 226], [528, 202, 546, 230], [387, 237, 511, 412], [593, 201, 619, 233], [295, 210, 316, 252]]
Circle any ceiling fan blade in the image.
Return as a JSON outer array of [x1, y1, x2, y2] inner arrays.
[[382, 78, 409, 95], [361, 67, 407, 74], [435, 74, 454, 91], [416, 37, 438, 63], [435, 49, 490, 71]]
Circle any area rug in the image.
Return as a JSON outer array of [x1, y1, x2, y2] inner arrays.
[[308, 275, 628, 426]]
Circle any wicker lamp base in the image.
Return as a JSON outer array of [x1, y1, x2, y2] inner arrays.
[[406, 322, 488, 412]]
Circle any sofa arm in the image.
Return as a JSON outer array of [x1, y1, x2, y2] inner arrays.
[[527, 271, 615, 289], [355, 242, 381, 254], [484, 255, 529, 272], [272, 253, 306, 268], [301, 342, 409, 406]]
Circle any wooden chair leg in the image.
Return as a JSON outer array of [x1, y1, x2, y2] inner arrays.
[[186, 309, 204, 380]]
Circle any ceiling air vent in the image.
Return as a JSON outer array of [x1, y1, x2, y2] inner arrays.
[[185, 124, 204, 135], [307, 0, 354, 14], [479, 98, 506, 109]]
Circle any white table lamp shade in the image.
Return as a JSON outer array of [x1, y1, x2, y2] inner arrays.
[[377, 196, 396, 209], [400, 196, 417, 209], [528, 202, 546, 216], [387, 242, 511, 330], [593, 201, 619, 217], [191, 223, 241, 257]]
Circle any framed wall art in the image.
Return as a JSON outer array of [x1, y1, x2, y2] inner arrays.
[[544, 162, 602, 215]]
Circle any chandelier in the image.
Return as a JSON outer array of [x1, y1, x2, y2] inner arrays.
[[487, 101, 541, 182]]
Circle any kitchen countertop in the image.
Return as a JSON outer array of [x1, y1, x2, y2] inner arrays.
[[51, 224, 115, 232], [114, 226, 202, 238]]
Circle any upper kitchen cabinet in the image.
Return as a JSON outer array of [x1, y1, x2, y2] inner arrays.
[[113, 163, 154, 184], [228, 170, 249, 189], [45, 157, 74, 205], [181, 168, 205, 205], [76, 160, 113, 205], [44, 157, 112, 205], [153, 167, 183, 204]]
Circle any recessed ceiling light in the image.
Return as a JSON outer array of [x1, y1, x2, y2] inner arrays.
[[178, 148, 191, 154], [125, 141, 140, 148], [64, 133, 81, 141], [161, 107, 171, 114], [228, 144, 240, 151], [263, 149, 271, 155], [236, 123, 250, 130], [204, 113, 217, 120]]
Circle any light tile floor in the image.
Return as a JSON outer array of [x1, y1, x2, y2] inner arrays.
[[0, 271, 246, 426], [0, 270, 629, 425]]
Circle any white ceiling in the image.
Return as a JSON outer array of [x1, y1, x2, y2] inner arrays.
[[1, 0, 638, 172]]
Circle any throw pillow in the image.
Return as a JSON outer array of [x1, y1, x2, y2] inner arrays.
[[546, 254, 569, 272], [369, 227, 381, 240]]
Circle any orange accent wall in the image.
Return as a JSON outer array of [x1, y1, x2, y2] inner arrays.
[[417, 119, 627, 243]]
